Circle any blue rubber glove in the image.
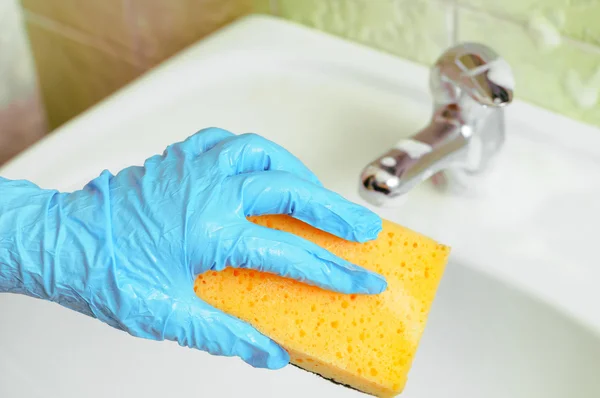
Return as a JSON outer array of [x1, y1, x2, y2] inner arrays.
[[0, 128, 385, 369]]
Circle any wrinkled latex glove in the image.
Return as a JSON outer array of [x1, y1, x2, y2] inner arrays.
[[0, 128, 385, 369]]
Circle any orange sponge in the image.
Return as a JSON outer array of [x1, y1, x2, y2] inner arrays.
[[194, 215, 449, 397]]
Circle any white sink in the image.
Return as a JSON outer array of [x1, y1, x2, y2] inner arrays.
[[2, 15, 600, 398]]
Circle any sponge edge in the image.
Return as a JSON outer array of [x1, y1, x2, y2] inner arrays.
[[194, 215, 449, 397]]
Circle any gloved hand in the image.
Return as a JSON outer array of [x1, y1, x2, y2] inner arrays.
[[0, 127, 386, 369]]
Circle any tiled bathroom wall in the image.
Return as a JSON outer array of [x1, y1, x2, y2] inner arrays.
[[262, 0, 600, 128], [0, 0, 46, 164], [7, 0, 600, 151]]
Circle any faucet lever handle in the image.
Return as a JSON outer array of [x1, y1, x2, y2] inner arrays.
[[430, 42, 514, 108]]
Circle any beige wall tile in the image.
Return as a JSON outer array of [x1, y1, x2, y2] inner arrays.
[[26, 21, 142, 130], [20, 0, 251, 130], [131, 0, 252, 64], [20, 0, 133, 52], [278, 0, 451, 66], [458, 7, 600, 127], [20, 0, 254, 65]]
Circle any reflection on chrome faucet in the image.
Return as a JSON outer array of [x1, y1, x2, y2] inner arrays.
[[359, 42, 514, 206]]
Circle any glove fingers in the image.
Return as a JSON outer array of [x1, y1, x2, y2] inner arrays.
[[177, 127, 235, 156], [164, 297, 289, 369], [231, 171, 382, 243], [210, 133, 322, 186], [219, 223, 387, 295]]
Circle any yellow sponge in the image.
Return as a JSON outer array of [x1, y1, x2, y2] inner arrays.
[[194, 215, 449, 397]]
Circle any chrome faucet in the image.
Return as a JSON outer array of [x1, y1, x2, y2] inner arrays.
[[359, 42, 514, 206]]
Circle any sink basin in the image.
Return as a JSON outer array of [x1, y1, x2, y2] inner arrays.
[[2, 15, 600, 398]]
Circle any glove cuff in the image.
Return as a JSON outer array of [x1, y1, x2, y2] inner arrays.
[[0, 174, 115, 319]]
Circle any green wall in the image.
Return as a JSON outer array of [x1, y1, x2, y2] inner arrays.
[[255, 0, 600, 128]]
